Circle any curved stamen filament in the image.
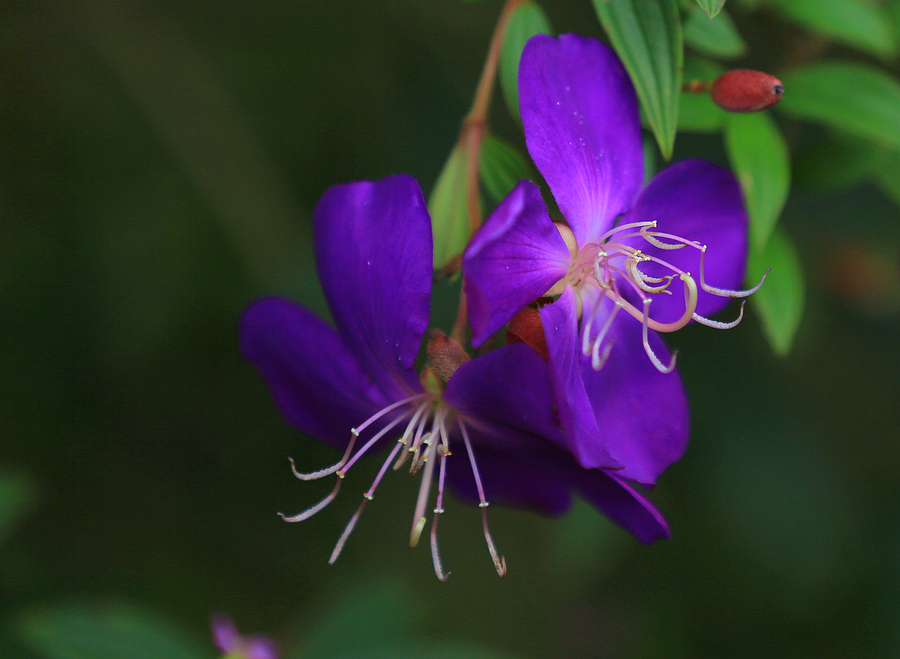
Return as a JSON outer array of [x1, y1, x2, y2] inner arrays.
[[459, 420, 506, 577], [289, 432, 357, 481], [278, 477, 342, 523], [328, 438, 407, 564], [339, 412, 412, 476], [694, 300, 746, 329], [596, 220, 657, 245], [430, 444, 451, 581], [700, 246, 769, 298], [641, 298, 678, 374], [605, 274, 698, 333]]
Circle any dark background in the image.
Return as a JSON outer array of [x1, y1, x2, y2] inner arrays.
[[2, 1, 899, 657]]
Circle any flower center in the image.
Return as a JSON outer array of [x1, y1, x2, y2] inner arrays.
[[549, 221, 766, 373], [277, 388, 506, 581]]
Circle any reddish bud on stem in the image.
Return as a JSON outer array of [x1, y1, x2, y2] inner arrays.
[[505, 307, 548, 361], [711, 69, 784, 113]]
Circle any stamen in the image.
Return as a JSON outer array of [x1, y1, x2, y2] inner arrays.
[[596, 220, 657, 245], [627, 259, 675, 294], [700, 246, 769, 298], [641, 299, 678, 374], [392, 403, 431, 471], [584, 300, 622, 371], [328, 498, 366, 565], [641, 231, 689, 251], [341, 412, 412, 475], [278, 477, 342, 523], [693, 301, 746, 329], [607, 273, 698, 334], [288, 432, 357, 481], [326, 438, 407, 564], [430, 444, 451, 581], [409, 434, 438, 547], [459, 421, 506, 577], [581, 293, 606, 356]]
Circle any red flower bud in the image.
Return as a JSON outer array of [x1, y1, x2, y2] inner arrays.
[[711, 69, 784, 113]]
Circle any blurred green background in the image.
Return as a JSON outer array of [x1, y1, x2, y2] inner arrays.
[[2, 1, 900, 657]]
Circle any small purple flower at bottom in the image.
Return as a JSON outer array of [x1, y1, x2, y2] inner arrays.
[[240, 175, 670, 580], [212, 615, 279, 659], [464, 34, 763, 486]]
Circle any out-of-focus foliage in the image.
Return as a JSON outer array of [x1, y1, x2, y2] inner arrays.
[[499, 0, 552, 122], [592, 0, 683, 159]]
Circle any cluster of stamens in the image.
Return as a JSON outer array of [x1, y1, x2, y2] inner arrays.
[[554, 220, 766, 374], [277, 391, 506, 581]]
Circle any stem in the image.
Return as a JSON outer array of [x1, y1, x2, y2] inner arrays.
[[450, 0, 525, 342]]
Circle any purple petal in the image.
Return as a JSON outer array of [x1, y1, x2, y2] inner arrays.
[[572, 470, 670, 543], [463, 179, 571, 346], [578, 289, 689, 485], [540, 288, 622, 471], [620, 159, 749, 323], [519, 34, 643, 246], [444, 343, 565, 448], [446, 440, 574, 516], [240, 298, 392, 449], [313, 174, 431, 398]]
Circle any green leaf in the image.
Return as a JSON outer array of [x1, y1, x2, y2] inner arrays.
[[679, 57, 726, 132], [725, 112, 790, 249], [429, 142, 476, 270], [695, 0, 726, 17], [592, 0, 682, 159], [748, 227, 805, 356], [793, 132, 891, 191], [479, 134, 530, 204], [873, 150, 900, 209], [779, 62, 900, 151], [768, 0, 896, 59], [683, 5, 747, 59], [15, 602, 209, 659], [500, 1, 552, 123]]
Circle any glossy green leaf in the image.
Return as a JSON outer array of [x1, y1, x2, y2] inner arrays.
[[15, 602, 209, 659], [769, 0, 896, 58], [679, 57, 726, 132], [725, 112, 790, 249], [779, 62, 900, 151], [592, 0, 682, 159], [748, 227, 805, 356], [683, 5, 747, 59], [429, 141, 476, 270], [695, 0, 726, 17], [479, 134, 530, 204], [500, 0, 552, 123]]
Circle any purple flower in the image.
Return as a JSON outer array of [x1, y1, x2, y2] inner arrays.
[[240, 174, 670, 580], [464, 34, 760, 485], [212, 615, 279, 659]]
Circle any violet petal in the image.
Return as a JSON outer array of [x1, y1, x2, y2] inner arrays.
[[313, 174, 431, 398], [463, 180, 571, 346], [240, 298, 392, 449], [573, 470, 670, 543], [540, 288, 622, 471], [519, 34, 643, 246], [444, 343, 565, 449], [578, 289, 689, 485]]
